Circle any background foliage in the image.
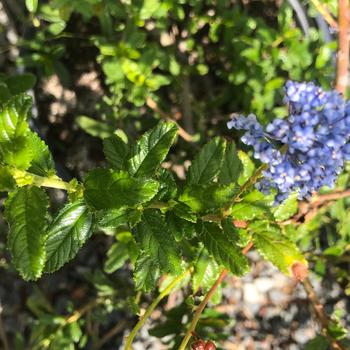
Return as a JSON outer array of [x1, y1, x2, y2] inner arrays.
[[0, 0, 349, 349]]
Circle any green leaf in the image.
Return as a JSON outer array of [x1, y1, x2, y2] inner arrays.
[[237, 151, 255, 185], [25, 0, 38, 12], [98, 208, 128, 228], [218, 141, 242, 185], [4, 186, 49, 280], [44, 200, 94, 273], [273, 192, 298, 221], [0, 94, 31, 143], [199, 222, 249, 276], [305, 336, 329, 350], [27, 132, 55, 176], [192, 250, 220, 293], [84, 168, 159, 210], [76, 115, 113, 139], [179, 183, 235, 213], [0, 166, 16, 191], [104, 242, 129, 273], [154, 168, 177, 201], [173, 202, 197, 223], [103, 134, 129, 170], [251, 221, 307, 275], [128, 121, 178, 177], [231, 190, 273, 220], [5, 73, 37, 94], [187, 137, 226, 185], [134, 209, 181, 274], [167, 212, 196, 241], [134, 252, 160, 292]]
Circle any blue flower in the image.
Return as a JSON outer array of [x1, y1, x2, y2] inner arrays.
[[228, 81, 350, 202]]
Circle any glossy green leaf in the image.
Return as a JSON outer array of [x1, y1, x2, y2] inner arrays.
[[103, 134, 129, 170], [134, 209, 181, 274], [187, 137, 226, 185], [104, 242, 129, 273], [273, 192, 298, 221], [237, 151, 255, 185], [98, 208, 128, 228], [192, 250, 220, 293], [4, 186, 49, 280], [218, 141, 242, 185], [0, 166, 16, 191], [134, 252, 160, 292], [128, 121, 178, 177], [251, 221, 307, 274], [179, 183, 235, 213], [0, 94, 31, 143], [199, 222, 249, 276], [27, 132, 55, 176], [84, 168, 159, 210], [45, 200, 94, 273]]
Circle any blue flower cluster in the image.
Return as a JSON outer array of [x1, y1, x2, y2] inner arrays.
[[228, 81, 350, 202]]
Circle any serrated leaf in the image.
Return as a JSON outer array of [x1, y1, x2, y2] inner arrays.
[[0, 135, 33, 169], [173, 202, 197, 223], [84, 168, 159, 210], [128, 121, 178, 177], [192, 249, 220, 293], [27, 132, 55, 176], [187, 137, 226, 185], [154, 168, 177, 201], [167, 212, 196, 241], [98, 208, 128, 228], [199, 222, 249, 276], [218, 141, 242, 185], [134, 209, 181, 274], [4, 186, 49, 280], [0, 94, 31, 143], [44, 200, 94, 273], [103, 134, 129, 170], [237, 151, 255, 185], [251, 221, 307, 274], [134, 252, 160, 292], [104, 242, 129, 273], [0, 166, 16, 191], [179, 183, 235, 213], [273, 192, 298, 221]]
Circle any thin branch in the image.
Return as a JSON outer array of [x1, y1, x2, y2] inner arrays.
[[302, 278, 347, 350], [146, 97, 195, 142], [92, 320, 130, 350], [123, 268, 192, 350], [335, 0, 350, 94], [310, 0, 338, 30], [178, 242, 254, 350]]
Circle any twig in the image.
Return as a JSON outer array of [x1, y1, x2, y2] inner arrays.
[[92, 320, 130, 350], [284, 188, 350, 224], [123, 268, 192, 350], [0, 301, 9, 350], [178, 242, 254, 350], [302, 278, 347, 350], [335, 0, 350, 95], [146, 97, 195, 142], [310, 0, 338, 30]]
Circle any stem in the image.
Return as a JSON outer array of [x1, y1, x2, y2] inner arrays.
[[234, 164, 268, 202], [302, 278, 347, 350], [310, 0, 338, 30], [123, 269, 191, 350], [178, 242, 254, 350], [178, 269, 228, 350], [336, 0, 350, 95]]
